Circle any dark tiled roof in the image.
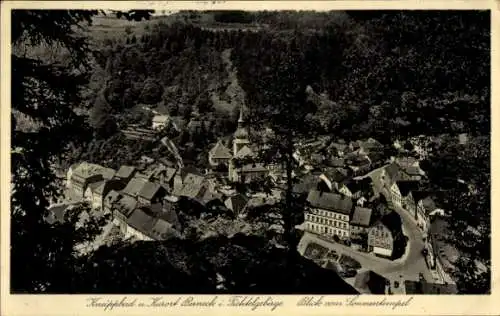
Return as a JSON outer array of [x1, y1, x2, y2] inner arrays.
[[343, 177, 372, 194], [115, 195, 138, 218], [350, 207, 372, 227], [396, 181, 420, 197], [179, 173, 206, 199], [116, 165, 136, 179], [126, 208, 157, 235], [307, 190, 353, 215], [138, 181, 163, 200], [122, 177, 148, 197]]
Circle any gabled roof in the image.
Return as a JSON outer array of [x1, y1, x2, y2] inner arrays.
[[116, 165, 136, 179], [126, 207, 157, 235], [138, 181, 163, 200], [225, 194, 249, 215], [122, 177, 148, 197], [307, 190, 353, 215], [178, 173, 206, 199], [209, 141, 232, 159], [115, 195, 138, 218], [351, 207, 373, 227], [342, 177, 372, 194], [235, 145, 254, 158]]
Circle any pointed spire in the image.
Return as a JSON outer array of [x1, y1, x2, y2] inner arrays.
[[238, 104, 245, 124]]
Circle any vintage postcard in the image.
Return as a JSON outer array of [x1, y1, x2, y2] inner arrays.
[[1, 0, 498, 315]]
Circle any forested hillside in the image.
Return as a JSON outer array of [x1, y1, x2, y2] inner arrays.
[[87, 10, 489, 144]]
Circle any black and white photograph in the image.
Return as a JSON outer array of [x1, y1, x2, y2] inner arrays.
[[5, 3, 491, 300]]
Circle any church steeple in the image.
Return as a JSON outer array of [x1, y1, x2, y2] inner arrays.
[[234, 105, 249, 140], [238, 104, 245, 125]]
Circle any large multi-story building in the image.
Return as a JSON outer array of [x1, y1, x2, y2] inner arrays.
[[304, 190, 354, 240]]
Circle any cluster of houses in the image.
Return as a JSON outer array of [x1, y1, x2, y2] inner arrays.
[[302, 186, 405, 259], [297, 133, 448, 263], [297, 137, 404, 258], [60, 106, 282, 242], [65, 158, 282, 242], [293, 137, 387, 176]]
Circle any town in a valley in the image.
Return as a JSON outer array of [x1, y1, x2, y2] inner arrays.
[[9, 8, 490, 296]]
